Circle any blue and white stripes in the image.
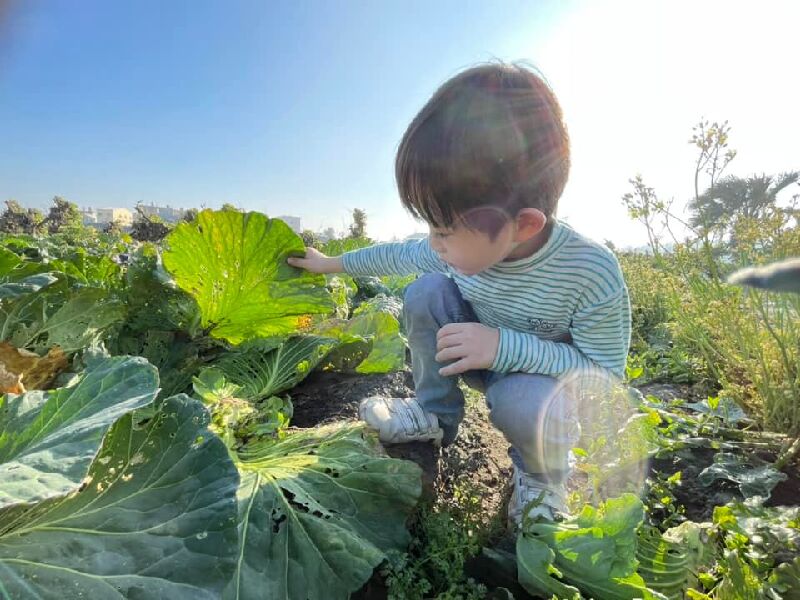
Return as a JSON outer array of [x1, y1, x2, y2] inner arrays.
[[342, 220, 631, 379]]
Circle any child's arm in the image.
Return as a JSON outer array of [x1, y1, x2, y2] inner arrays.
[[491, 289, 630, 379], [289, 238, 447, 277], [287, 248, 343, 273]]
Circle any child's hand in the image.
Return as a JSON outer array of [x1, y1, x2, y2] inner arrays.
[[435, 323, 499, 376], [286, 248, 344, 274]]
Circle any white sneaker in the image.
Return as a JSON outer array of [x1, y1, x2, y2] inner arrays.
[[508, 464, 567, 528], [358, 397, 444, 446]]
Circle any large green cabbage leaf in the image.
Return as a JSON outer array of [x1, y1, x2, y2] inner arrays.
[[0, 246, 23, 275], [0, 246, 58, 300], [162, 210, 334, 344], [516, 536, 581, 599], [0, 394, 240, 599], [227, 423, 422, 600], [47, 247, 122, 289], [0, 273, 58, 301], [28, 288, 126, 353], [0, 246, 51, 277], [0, 355, 158, 508], [1, 286, 125, 354], [517, 494, 667, 600]]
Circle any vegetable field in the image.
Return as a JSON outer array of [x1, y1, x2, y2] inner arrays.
[[0, 208, 798, 599]]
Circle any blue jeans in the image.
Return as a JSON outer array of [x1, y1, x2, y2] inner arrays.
[[403, 273, 580, 482]]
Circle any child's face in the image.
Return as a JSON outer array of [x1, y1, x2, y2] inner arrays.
[[428, 222, 517, 276]]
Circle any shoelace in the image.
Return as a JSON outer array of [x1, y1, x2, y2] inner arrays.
[[392, 399, 437, 435], [516, 473, 565, 508]]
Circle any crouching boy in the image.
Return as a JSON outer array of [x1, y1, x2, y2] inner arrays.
[[288, 62, 631, 527]]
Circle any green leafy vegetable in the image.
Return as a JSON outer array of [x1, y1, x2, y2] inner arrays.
[[0, 355, 158, 507], [698, 452, 787, 500], [0, 273, 59, 300], [517, 494, 667, 599], [321, 237, 372, 257], [163, 210, 334, 344], [227, 423, 422, 600], [193, 368, 257, 448], [111, 329, 203, 399], [193, 336, 335, 445], [326, 275, 356, 320], [516, 535, 581, 599], [0, 394, 240, 599], [27, 288, 126, 353], [637, 523, 715, 599], [47, 247, 122, 288], [213, 335, 336, 401], [714, 502, 800, 566], [121, 244, 202, 335], [770, 556, 800, 599], [714, 550, 765, 599], [0, 245, 58, 300], [316, 302, 406, 374]]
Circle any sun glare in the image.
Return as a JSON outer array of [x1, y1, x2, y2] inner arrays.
[[534, 0, 800, 248]]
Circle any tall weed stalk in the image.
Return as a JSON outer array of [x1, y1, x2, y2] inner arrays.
[[664, 217, 800, 434]]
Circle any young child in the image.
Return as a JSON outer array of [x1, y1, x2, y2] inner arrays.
[[288, 62, 631, 527]]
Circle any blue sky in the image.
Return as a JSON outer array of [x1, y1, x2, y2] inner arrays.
[[1, 1, 798, 245]]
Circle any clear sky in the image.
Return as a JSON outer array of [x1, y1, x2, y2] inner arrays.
[[1, 1, 798, 246]]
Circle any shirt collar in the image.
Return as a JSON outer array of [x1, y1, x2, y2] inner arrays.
[[491, 218, 570, 272]]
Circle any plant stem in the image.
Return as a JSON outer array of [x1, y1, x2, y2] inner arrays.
[[775, 436, 800, 471]]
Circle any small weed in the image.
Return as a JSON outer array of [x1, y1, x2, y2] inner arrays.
[[644, 470, 686, 529], [381, 480, 494, 600], [458, 379, 485, 410]]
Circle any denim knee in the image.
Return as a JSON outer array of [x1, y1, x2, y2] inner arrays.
[[402, 273, 469, 328], [403, 273, 454, 312], [486, 373, 577, 475]]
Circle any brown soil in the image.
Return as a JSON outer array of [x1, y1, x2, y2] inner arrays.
[[290, 368, 514, 516], [290, 368, 519, 597], [634, 382, 800, 521], [650, 444, 800, 522], [289, 372, 800, 599]]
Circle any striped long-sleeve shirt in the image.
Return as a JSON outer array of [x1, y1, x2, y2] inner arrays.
[[342, 220, 631, 379]]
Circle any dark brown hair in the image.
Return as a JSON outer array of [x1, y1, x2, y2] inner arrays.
[[396, 62, 570, 238]]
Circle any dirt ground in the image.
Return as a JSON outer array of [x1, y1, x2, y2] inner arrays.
[[635, 382, 800, 521], [290, 367, 520, 598], [290, 367, 515, 518], [289, 371, 800, 598]]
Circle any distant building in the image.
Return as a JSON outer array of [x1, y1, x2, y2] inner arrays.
[[96, 208, 133, 227], [80, 208, 98, 225], [80, 207, 133, 227], [277, 215, 302, 233], [137, 203, 185, 223]]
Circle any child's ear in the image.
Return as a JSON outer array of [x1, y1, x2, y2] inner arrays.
[[513, 209, 547, 241]]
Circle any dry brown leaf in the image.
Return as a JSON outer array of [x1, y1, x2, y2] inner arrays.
[[0, 362, 25, 394], [0, 342, 69, 392]]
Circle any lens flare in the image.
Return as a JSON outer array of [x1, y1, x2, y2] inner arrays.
[[537, 367, 652, 510]]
